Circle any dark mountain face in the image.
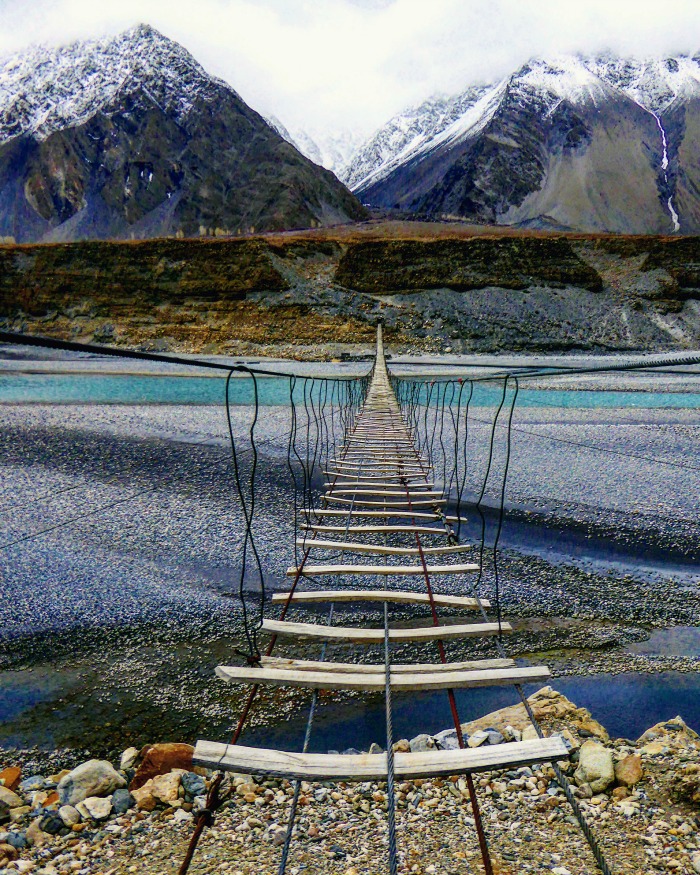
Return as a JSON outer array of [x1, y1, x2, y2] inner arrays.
[[352, 55, 700, 234], [0, 25, 365, 242]]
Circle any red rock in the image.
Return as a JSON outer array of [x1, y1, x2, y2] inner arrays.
[[130, 744, 194, 791], [0, 768, 21, 792]]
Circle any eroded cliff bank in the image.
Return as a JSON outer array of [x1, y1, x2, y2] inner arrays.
[[2, 225, 700, 354]]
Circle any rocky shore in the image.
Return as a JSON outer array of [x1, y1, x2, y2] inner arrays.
[[2, 687, 700, 875]]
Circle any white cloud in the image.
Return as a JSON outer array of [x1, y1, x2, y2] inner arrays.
[[0, 0, 698, 138]]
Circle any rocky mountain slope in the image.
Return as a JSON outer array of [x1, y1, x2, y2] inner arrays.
[[2, 225, 700, 354], [0, 25, 365, 243], [347, 54, 700, 234]]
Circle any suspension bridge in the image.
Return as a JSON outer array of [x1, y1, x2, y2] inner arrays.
[[186, 326, 580, 875]]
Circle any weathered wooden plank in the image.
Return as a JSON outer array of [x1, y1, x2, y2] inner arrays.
[[261, 656, 514, 673], [296, 539, 471, 556], [215, 664, 551, 692], [327, 489, 443, 498], [271, 588, 487, 608], [325, 497, 445, 507], [288, 562, 479, 577], [261, 619, 510, 643], [193, 737, 569, 781], [301, 524, 448, 535], [313, 509, 442, 520]]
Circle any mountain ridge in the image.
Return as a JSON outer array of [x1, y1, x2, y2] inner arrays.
[[0, 24, 365, 242], [346, 52, 700, 234]]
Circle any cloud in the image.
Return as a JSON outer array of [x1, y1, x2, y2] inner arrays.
[[1, 0, 699, 138]]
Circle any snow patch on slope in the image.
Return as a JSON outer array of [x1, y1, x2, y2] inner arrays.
[[0, 23, 236, 144]]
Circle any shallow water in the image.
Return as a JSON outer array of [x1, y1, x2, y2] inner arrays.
[[2, 372, 700, 407], [243, 670, 700, 753]]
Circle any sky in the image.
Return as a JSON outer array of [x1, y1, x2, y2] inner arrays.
[[1, 0, 699, 139]]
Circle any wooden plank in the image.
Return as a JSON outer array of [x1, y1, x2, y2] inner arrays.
[[327, 489, 442, 498], [261, 619, 510, 643], [271, 588, 487, 608], [261, 656, 514, 673], [288, 562, 479, 577], [325, 497, 446, 507], [215, 664, 551, 692], [193, 737, 569, 781], [296, 539, 472, 556], [313, 509, 442, 520], [301, 524, 448, 535]]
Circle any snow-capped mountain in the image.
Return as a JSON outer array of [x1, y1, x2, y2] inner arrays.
[[0, 24, 235, 143], [0, 25, 364, 242], [265, 116, 363, 178], [349, 53, 700, 233]]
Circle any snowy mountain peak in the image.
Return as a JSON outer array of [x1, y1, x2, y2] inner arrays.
[[346, 50, 700, 195], [0, 24, 236, 144]]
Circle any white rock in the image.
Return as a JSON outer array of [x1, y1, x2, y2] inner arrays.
[[76, 796, 112, 820], [120, 747, 140, 771], [574, 741, 615, 794], [58, 760, 125, 805], [691, 851, 700, 874], [173, 808, 193, 823]]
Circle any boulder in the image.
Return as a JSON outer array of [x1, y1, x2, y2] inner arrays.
[[614, 754, 643, 788], [58, 760, 125, 805], [638, 716, 699, 750], [460, 686, 608, 742], [574, 741, 615, 794], [76, 796, 112, 821], [58, 805, 81, 827], [0, 768, 21, 792], [130, 744, 194, 790]]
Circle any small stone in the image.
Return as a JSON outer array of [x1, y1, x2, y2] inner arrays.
[[59, 805, 81, 827], [433, 729, 459, 750], [615, 754, 643, 788], [173, 808, 193, 824], [409, 734, 437, 753], [0, 841, 18, 863], [392, 739, 410, 753], [180, 772, 206, 802], [111, 788, 135, 815], [58, 761, 125, 806], [39, 810, 64, 835], [690, 851, 700, 874], [25, 818, 50, 848], [5, 831, 27, 850], [19, 776, 45, 793], [131, 780, 158, 812], [0, 768, 21, 792], [467, 730, 489, 748], [76, 796, 112, 821], [368, 743, 384, 755], [120, 748, 140, 772], [611, 786, 630, 801], [9, 806, 31, 823], [151, 772, 182, 805]]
